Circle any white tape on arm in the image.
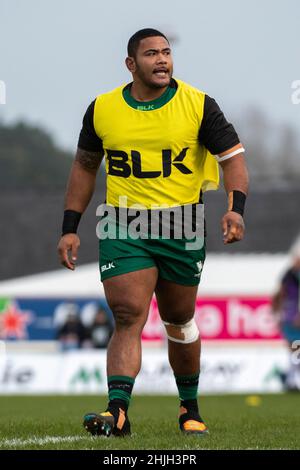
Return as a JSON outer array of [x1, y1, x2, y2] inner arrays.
[[215, 147, 245, 163]]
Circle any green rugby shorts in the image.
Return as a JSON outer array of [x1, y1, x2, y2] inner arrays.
[[99, 229, 206, 286]]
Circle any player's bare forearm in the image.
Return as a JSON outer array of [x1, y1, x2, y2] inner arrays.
[[58, 148, 103, 271], [219, 153, 249, 197], [219, 153, 249, 244], [64, 147, 103, 213]]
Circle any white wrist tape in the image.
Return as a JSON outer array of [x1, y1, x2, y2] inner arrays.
[[162, 318, 199, 344], [215, 147, 245, 163]]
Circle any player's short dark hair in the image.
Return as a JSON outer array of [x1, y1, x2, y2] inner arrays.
[[127, 28, 169, 57]]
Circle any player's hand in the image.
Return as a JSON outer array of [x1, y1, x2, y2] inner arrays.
[[57, 234, 80, 270], [221, 211, 245, 244]]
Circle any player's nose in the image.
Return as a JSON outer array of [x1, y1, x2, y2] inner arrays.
[[156, 53, 168, 64]]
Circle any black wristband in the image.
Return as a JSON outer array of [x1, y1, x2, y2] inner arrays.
[[228, 190, 246, 216], [62, 210, 82, 235]]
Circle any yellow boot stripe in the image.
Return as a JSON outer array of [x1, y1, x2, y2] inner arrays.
[[116, 408, 126, 430], [183, 420, 207, 431]]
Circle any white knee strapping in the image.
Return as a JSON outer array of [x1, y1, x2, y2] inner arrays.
[[162, 318, 199, 344]]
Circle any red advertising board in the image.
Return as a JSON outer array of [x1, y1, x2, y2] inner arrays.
[[142, 296, 282, 341]]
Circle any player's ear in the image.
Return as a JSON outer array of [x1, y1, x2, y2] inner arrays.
[[125, 56, 136, 73]]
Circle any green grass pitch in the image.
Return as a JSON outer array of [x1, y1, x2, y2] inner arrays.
[[0, 394, 299, 450]]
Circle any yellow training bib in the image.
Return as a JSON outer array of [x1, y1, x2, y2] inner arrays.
[[93, 78, 219, 208]]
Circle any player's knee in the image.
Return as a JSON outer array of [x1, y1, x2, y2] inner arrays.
[[112, 302, 145, 329], [163, 317, 199, 344], [162, 310, 194, 325]]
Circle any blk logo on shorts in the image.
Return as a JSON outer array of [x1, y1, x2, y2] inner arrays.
[[101, 262, 116, 273]]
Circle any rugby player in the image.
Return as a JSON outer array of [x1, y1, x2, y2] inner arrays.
[[58, 28, 249, 437]]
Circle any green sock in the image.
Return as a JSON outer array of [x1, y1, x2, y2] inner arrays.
[[108, 375, 135, 411], [175, 372, 199, 402]]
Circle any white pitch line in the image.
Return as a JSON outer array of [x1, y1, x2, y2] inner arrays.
[[0, 435, 91, 448]]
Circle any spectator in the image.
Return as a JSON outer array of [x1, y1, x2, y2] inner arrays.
[[57, 305, 87, 351], [272, 236, 300, 391], [89, 307, 113, 349]]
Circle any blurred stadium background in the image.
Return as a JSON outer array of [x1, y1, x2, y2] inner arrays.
[[0, 0, 300, 449]]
